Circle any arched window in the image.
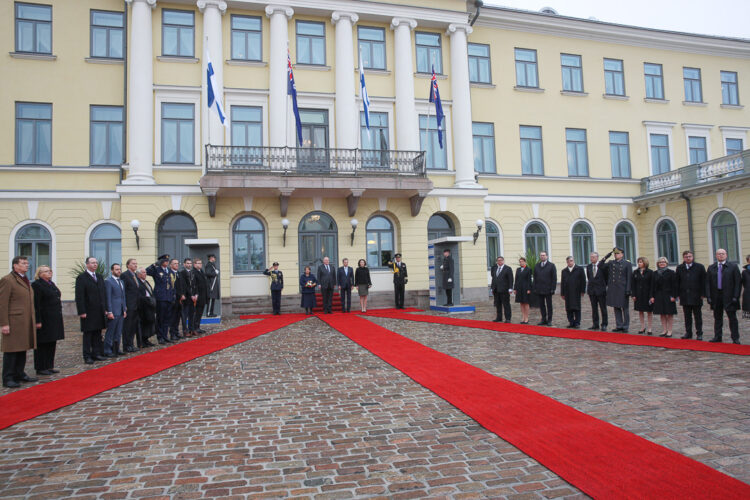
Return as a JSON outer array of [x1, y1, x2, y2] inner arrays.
[[366, 216, 394, 268], [711, 210, 739, 263], [572, 221, 593, 266], [427, 214, 454, 241], [90, 223, 122, 268], [656, 220, 678, 265], [158, 213, 197, 264], [233, 216, 265, 273], [524, 222, 548, 256], [615, 221, 636, 261], [485, 221, 501, 269], [15, 224, 51, 272]]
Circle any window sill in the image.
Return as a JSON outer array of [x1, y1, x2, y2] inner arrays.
[[294, 63, 330, 71], [682, 100, 707, 107], [644, 97, 669, 104], [514, 86, 544, 93], [157, 55, 199, 63], [85, 57, 124, 65], [226, 59, 266, 67], [9, 51, 56, 61], [415, 72, 448, 80], [721, 103, 744, 110], [470, 82, 495, 89], [355, 67, 390, 75], [426, 169, 454, 175], [603, 94, 629, 101], [560, 90, 588, 97]]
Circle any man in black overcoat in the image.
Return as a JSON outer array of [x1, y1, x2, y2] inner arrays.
[[532, 251, 557, 325], [602, 248, 633, 332], [146, 256, 175, 344], [177, 258, 196, 336], [317, 256, 336, 314], [336, 258, 354, 312], [136, 268, 156, 346], [675, 250, 706, 340], [75, 256, 107, 364], [561, 256, 586, 328], [705, 248, 742, 344], [586, 251, 608, 331], [391, 254, 408, 309], [121, 258, 141, 350], [491, 256, 514, 322], [192, 258, 208, 333], [440, 249, 455, 306]]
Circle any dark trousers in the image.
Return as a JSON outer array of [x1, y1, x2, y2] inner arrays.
[[712, 296, 739, 341], [682, 304, 703, 337], [140, 314, 155, 341], [614, 307, 630, 331], [340, 287, 351, 312], [82, 329, 103, 360], [538, 294, 553, 322], [3, 351, 27, 383], [122, 307, 138, 348], [181, 301, 195, 332], [445, 289, 453, 306], [494, 292, 511, 321], [566, 309, 581, 327], [589, 293, 608, 328], [321, 287, 334, 313], [270, 290, 281, 314], [156, 300, 172, 341], [194, 301, 205, 329], [394, 283, 405, 308], [34, 341, 57, 371], [170, 302, 182, 338]]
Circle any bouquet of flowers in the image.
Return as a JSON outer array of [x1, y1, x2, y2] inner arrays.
[[304, 280, 316, 288]]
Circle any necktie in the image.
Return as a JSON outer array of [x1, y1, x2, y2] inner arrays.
[[496, 267, 500, 277], [91, 272, 97, 282], [542, 262, 545, 268], [326, 265, 329, 272], [117, 278, 123, 291], [718, 263, 723, 289]]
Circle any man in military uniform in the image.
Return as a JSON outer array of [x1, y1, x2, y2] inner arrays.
[[263, 262, 284, 315], [440, 248, 455, 306], [390, 253, 408, 309], [602, 247, 633, 332], [146, 255, 176, 344]]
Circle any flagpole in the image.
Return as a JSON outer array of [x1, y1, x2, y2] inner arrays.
[[205, 36, 212, 149], [285, 41, 290, 150]]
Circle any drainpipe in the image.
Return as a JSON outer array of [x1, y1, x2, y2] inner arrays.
[[121, 0, 128, 183], [469, 0, 483, 26], [681, 193, 695, 256]]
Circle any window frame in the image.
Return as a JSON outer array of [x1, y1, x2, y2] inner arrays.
[[485, 220, 501, 270], [90, 9, 124, 59], [649, 133, 671, 174], [161, 8, 195, 58], [472, 121, 496, 173], [90, 105, 124, 167], [565, 128, 589, 177], [520, 125, 544, 176], [560, 53, 583, 93], [295, 20, 326, 66], [365, 215, 395, 269], [571, 221, 594, 266], [609, 131, 631, 178], [514, 48, 539, 88], [644, 62, 664, 100], [15, 223, 52, 272], [468, 42, 491, 84], [160, 102, 195, 165], [615, 221, 637, 261], [15, 2, 52, 54], [683, 67, 703, 103], [720, 70, 739, 105], [419, 114, 448, 170], [89, 223, 122, 268], [415, 31, 442, 74], [725, 137, 743, 156], [15, 101, 52, 166], [524, 221, 549, 256], [710, 210, 740, 264], [688, 136, 707, 165], [655, 219, 679, 265], [232, 215, 266, 274], [604, 58, 625, 96], [357, 26, 386, 71], [230, 14, 262, 62]]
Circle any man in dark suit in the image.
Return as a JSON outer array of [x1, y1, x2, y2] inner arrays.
[[440, 249, 455, 306], [205, 254, 220, 316], [75, 256, 107, 364], [177, 258, 196, 336], [490, 256, 513, 322], [317, 256, 336, 314], [168, 259, 183, 340], [120, 258, 140, 350], [705, 248, 742, 344], [561, 256, 586, 328], [532, 251, 557, 325], [337, 258, 354, 313], [103, 263, 126, 357], [192, 258, 208, 333], [146, 256, 175, 344], [586, 252, 608, 331], [136, 268, 156, 347], [675, 250, 706, 340], [391, 253, 408, 309]]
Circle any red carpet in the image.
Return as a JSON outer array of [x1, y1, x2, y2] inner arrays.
[[320, 313, 750, 499], [239, 307, 422, 320], [366, 310, 750, 356], [0, 315, 306, 431]]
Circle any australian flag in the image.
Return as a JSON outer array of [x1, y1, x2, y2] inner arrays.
[[429, 65, 444, 149], [287, 49, 303, 146]]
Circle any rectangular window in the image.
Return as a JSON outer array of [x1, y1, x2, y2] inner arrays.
[[419, 114, 447, 170], [230, 106, 262, 167], [565, 128, 589, 177], [90, 105, 123, 166], [91, 10, 123, 59], [515, 48, 538, 88], [560, 53, 583, 92], [721, 71, 739, 105], [162, 9, 194, 57], [644, 63, 664, 99], [609, 131, 631, 178], [520, 125, 543, 175], [415, 32, 442, 73], [296, 20, 325, 65], [472, 122, 496, 173], [468, 43, 491, 83], [15, 2, 52, 54], [161, 103, 194, 164], [604, 58, 625, 95], [650, 133, 670, 174], [688, 136, 707, 164], [231, 15, 261, 61], [683, 67, 702, 102], [16, 102, 52, 165], [358, 26, 385, 70], [360, 112, 389, 168], [726, 138, 743, 156]]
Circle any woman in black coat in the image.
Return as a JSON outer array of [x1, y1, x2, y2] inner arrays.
[[299, 267, 318, 315], [354, 259, 372, 313], [632, 257, 654, 335], [742, 254, 750, 319], [31, 266, 64, 375], [650, 257, 677, 337], [513, 257, 532, 324]]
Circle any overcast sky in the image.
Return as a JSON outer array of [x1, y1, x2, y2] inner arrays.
[[484, 0, 750, 39]]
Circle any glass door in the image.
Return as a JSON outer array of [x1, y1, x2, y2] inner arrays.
[[298, 109, 329, 172]]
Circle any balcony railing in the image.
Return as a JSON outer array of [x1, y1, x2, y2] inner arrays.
[[641, 150, 749, 194], [205, 145, 426, 176]]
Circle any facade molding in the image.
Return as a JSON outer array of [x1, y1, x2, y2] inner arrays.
[[0, 191, 120, 200], [485, 194, 634, 204], [116, 185, 203, 195]]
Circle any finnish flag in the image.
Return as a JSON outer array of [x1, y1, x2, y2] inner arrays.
[[360, 52, 371, 130], [206, 49, 228, 128]]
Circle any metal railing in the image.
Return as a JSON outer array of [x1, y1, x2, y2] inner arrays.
[[641, 150, 749, 194], [205, 145, 426, 176]]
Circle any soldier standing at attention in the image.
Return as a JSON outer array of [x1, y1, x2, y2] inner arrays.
[[602, 247, 633, 333], [390, 254, 408, 309], [263, 262, 284, 315]]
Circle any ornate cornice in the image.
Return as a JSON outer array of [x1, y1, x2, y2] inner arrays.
[[125, 0, 156, 7], [446, 23, 472, 37], [197, 0, 227, 14], [391, 18, 417, 31], [265, 5, 294, 19], [331, 11, 358, 25]]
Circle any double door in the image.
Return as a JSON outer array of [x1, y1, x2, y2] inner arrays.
[[298, 109, 329, 172], [299, 233, 337, 280]]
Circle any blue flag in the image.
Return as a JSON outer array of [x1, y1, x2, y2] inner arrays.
[[206, 50, 228, 129], [287, 49, 303, 147], [429, 65, 444, 149], [359, 52, 370, 130]]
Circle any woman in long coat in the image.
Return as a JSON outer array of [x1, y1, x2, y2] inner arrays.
[[354, 259, 372, 313], [742, 254, 750, 319], [650, 256, 677, 337], [299, 266, 318, 315], [32, 265, 64, 375], [632, 257, 654, 335], [513, 257, 532, 324]]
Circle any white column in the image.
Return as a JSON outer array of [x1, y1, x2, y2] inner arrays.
[[124, 0, 157, 185], [266, 5, 294, 148], [447, 23, 477, 188], [391, 17, 419, 151], [331, 11, 358, 150], [199, 0, 227, 150]]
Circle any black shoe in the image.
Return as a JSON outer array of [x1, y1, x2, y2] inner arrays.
[[37, 369, 53, 375], [492, 319, 501, 322], [197, 329, 206, 334], [696, 336, 703, 341], [103, 353, 115, 358], [612, 327, 622, 332], [638, 329, 646, 335], [647, 331, 652, 335], [601, 326, 608, 331], [708, 337, 722, 343], [681, 334, 692, 339], [49, 368, 60, 374], [116, 350, 125, 356], [95, 355, 108, 361], [84, 358, 95, 365], [19, 374, 38, 383], [144, 341, 155, 347], [164, 338, 173, 343], [537, 321, 547, 325], [732, 340, 741, 344], [3, 380, 20, 388], [588, 326, 599, 330], [125, 346, 137, 353]]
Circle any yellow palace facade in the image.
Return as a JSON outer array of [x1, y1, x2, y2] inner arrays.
[[1, 0, 749, 313]]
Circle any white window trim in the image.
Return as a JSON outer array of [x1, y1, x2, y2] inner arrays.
[[706, 207, 742, 263], [224, 91, 269, 149], [358, 98, 395, 153], [8, 219, 56, 274], [85, 220, 122, 264], [289, 93, 336, 148], [643, 121, 675, 175], [416, 100, 454, 172], [229, 211, 269, 277], [653, 215, 679, 263], [682, 123, 713, 163], [522, 218, 551, 258], [613, 218, 638, 260], [719, 126, 749, 155], [154, 86, 202, 167], [569, 218, 596, 263]]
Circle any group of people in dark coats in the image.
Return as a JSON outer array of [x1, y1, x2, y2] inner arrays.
[[296, 256, 378, 314]]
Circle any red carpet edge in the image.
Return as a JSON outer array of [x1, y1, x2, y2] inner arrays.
[[0, 314, 306, 431], [319, 313, 750, 499], [239, 307, 423, 320]]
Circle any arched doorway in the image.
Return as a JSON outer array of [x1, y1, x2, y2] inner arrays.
[[158, 213, 197, 264], [299, 212, 338, 275], [427, 213, 455, 240]]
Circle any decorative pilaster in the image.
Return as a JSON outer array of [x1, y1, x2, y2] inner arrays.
[[447, 23, 477, 187], [199, 0, 227, 150], [266, 5, 294, 147], [391, 17, 419, 151], [332, 11, 358, 150]]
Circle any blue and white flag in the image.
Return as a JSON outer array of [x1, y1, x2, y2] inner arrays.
[[205, 49, 228, 128], [287, 49, 303, 147], [359, 52, 370, 130], [429, 65, 444, 149]]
